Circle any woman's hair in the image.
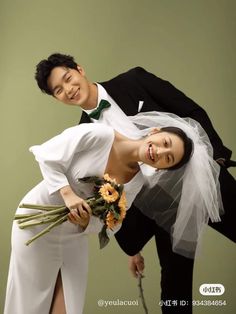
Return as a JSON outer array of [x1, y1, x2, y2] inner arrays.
[[160, 126, 193, 170], [35, 53, 78, 95]]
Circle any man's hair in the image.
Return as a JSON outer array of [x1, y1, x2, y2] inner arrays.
[[35, 53, 78, 95], [160, 126, 193, 170]]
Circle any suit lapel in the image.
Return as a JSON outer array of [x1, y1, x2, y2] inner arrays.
[[80, 111, 92, 124], [101, 80, 140, 116]]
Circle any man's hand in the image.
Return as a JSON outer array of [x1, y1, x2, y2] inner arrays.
[[128, 252, 145, 278], [216, 158, 236, 168], [60, 185, 92, 228]]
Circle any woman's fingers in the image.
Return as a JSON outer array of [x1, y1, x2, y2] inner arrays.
[[68, 207, 90, 227], [68, 198, 91, 214], [82, 202, 92, 215], [77, 207, 90, 218], [68, 210, 80, 224]]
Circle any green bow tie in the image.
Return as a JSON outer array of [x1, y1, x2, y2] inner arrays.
[[88, 99, 111, 120]]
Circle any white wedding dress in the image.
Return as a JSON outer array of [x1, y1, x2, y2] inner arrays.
[[4, 123, 144, 314]]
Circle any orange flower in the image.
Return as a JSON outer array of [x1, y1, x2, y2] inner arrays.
[[117, 192, 127, 222], [118, 191, 127, 211], [103, 173, 117, 184], [99, 183, 119, 203], [105, 211, 117, 229], [119, 208, 126, 222]]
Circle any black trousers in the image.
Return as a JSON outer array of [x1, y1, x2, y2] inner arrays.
[[115, 166, 235, 314]]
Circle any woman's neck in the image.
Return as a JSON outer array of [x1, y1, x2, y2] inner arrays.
[[112, 131, 141, 170], [104, 131, 141, 184]]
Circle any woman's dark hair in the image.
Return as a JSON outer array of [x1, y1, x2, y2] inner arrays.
[[160, 126, 193, 170], [35, 53, 78, 95]]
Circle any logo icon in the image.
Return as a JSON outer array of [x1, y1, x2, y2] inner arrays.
[[199, 284, 225, 296]]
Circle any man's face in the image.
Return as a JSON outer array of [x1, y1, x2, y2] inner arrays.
[[47, 65, 97, 109]]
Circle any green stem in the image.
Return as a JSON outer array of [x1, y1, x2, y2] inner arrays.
[[14, 213, 39, 220], [17, 207, 68, 224], [18, 214, 65, 229], [87, 197, 104, 205], [19, 203, 65, 211], [25, 214, 68, 246], [92, 206, 107, 216]]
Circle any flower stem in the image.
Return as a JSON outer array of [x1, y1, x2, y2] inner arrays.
[[17, 207, 68, 224], [14, 213, 39, 220], [25, 214, 68, 246], [19, 203, 65, 211], [18, 214, 65, 229], [138, 273, 149, 314]]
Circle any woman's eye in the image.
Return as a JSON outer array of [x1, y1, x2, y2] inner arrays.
[[55, 88, 62, 95], [66, 76, 71, 82]]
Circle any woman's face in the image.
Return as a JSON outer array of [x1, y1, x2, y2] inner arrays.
[[139, 129, 184, 169]]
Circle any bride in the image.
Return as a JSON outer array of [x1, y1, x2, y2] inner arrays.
[[4, 119, 192, 314], [4, 111, 222, 314]]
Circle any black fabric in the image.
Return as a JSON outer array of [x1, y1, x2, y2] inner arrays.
[[155, 227, 194, 314], [80, 67, 235, 313]]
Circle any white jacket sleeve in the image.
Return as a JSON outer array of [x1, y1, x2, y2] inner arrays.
[[29, 124, 114, 195]]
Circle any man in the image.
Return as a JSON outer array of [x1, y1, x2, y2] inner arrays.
[[35, 53, 235, 313]]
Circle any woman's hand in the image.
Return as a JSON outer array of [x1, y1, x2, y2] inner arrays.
[[128, 252, 145, 278], [60, 185, 92, 228]]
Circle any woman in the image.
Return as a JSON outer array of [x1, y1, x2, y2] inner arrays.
[[4, 120, 193, 314], [131, 112, 223, 258]]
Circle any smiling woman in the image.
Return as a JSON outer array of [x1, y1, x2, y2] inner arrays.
[[142, 126, 193, 170], [130, 111, 223, 257], [4, 123, 146, 314], [3, 117, 194, 314], [4, 110, 222, 314]]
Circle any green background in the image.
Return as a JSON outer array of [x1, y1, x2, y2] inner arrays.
[[0, 0, 235, 313]]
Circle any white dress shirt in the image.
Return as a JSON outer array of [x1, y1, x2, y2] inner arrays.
[[84, 83, 156, 176], [84, 83, 141, 139]]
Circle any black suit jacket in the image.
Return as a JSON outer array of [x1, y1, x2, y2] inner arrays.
[[80, 67, 232, 255], [80, 67, 231, 161]]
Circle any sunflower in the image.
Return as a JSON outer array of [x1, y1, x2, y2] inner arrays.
[[103, 173, 117, 183], [105, 211, 117, 229], [99, 183, 119, 203], [119, 208, 126, 222], [118, 191, 127, 211]]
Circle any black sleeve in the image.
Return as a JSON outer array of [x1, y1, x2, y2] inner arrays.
[[115, 204, 156, 256]]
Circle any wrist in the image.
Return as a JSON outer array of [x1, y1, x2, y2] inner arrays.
[[60, 185, 75, 197]]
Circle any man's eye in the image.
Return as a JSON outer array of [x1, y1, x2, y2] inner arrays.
[[164, 140, 168, 147], [66, 76, 71, 82]]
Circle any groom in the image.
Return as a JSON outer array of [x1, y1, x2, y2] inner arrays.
[[35, 53, 235, 314]]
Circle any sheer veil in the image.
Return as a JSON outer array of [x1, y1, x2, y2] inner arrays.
[[128, 111, 223, 258]]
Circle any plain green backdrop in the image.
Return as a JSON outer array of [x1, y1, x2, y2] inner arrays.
[[0, 0, 235, 313]]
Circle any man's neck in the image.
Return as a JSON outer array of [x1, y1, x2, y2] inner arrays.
[[81, 83, 98, 110]]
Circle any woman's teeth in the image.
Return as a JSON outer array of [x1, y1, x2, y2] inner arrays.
[[149, 144, 154, 161]]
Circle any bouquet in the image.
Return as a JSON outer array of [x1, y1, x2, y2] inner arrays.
[[14, 174, 127, 249]]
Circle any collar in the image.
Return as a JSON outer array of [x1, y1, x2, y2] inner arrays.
[[83, 83, 109, 114]]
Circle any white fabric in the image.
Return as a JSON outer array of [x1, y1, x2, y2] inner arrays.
[[84, 84, 141, 139], [4, 123, 144, 314], [84, 93, 223, 257], [129, 111, 223, 258]]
